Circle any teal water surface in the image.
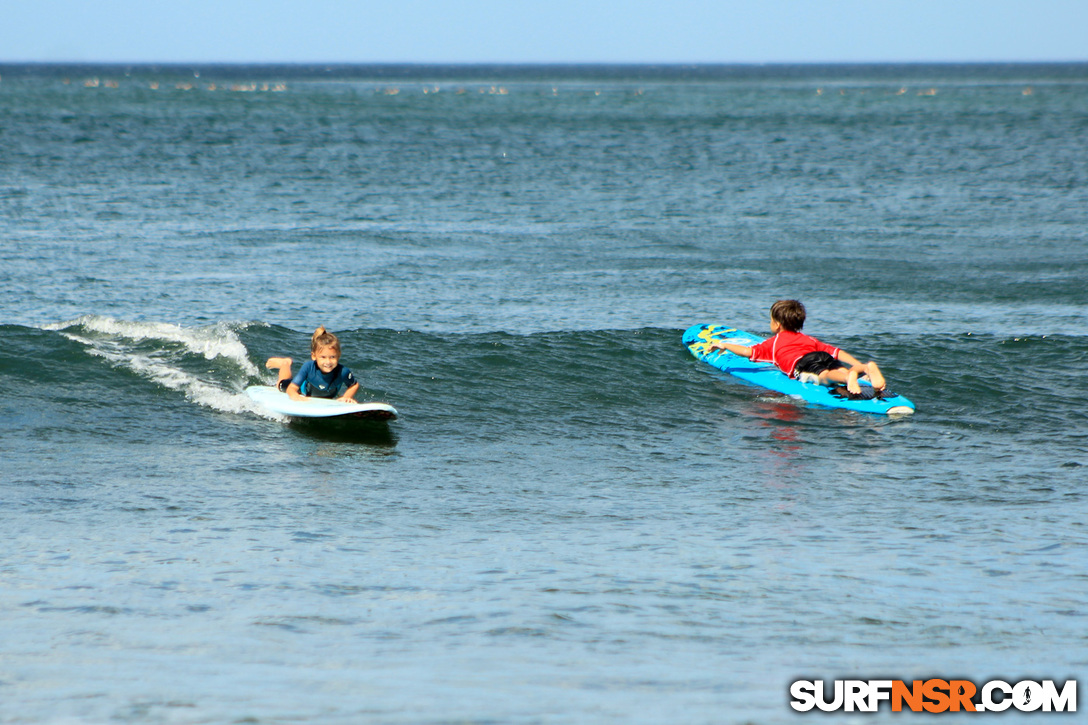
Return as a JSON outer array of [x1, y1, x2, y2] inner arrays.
[[1, 63, 1086, 724]]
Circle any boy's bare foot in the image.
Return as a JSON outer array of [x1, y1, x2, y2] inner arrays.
[[866, 362, 886, 391], [265, 357, 294, 384], [846, 370, 862, 395]]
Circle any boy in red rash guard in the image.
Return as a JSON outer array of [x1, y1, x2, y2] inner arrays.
[[709, 299, 886, 395]]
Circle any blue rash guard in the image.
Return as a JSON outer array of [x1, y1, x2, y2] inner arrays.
[[290, 359, 357, 399]]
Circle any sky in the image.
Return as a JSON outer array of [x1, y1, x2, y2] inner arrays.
[[2, 0, 1086, 65]]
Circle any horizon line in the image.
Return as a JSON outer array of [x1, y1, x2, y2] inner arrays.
[[3, 59, 1088, 68]]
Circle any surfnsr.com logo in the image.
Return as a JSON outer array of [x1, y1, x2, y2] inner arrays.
[[790, 679, 1077, 713]]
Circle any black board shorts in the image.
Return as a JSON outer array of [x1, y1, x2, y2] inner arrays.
[[793, 351, 848, 376]]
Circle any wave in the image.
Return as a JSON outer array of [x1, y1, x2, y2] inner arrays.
[[34, 315, 275, 419], [4, 318, 1086, 440]]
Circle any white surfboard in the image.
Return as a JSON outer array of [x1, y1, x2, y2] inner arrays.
[[245, 385, 398, 421]]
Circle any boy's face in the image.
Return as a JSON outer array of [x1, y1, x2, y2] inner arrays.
[[312, 346, 340, 373], [769, 315, 783, 334]]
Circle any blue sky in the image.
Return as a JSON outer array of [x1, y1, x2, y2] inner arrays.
[[3, 0, 1086, 64]]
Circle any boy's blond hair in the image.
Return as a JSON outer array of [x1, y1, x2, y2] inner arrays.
[[311, 326, 341, 355]]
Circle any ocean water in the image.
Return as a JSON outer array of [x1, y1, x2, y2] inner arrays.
[[1, 63, 1086, 723]]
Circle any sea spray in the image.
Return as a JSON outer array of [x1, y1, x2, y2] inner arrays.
[[43, 315, 280, 418]]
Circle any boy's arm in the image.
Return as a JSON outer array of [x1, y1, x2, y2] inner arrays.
[[709, 341, 753, 357], [837, 350, 862, 368], [338, 383, 360, 403], [286, 382, 306, 401], [837, 350, 869, 376], [837, 351, 867, 394]]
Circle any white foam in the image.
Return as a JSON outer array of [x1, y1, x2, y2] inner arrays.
[[45, 315, 260, 375], [48, 315, 283, 419]]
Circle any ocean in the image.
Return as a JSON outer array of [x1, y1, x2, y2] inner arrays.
[[1, 62, 1086, 723]]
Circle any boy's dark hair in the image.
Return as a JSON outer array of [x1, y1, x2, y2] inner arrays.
[[770, 299, 806, 332]]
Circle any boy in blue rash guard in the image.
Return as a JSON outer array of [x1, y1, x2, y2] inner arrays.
[[265, 326, 360, 403]]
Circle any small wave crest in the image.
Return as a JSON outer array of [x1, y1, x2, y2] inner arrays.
[[44, 315, 260, 373], [43, 315, 279, 418]]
